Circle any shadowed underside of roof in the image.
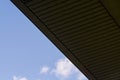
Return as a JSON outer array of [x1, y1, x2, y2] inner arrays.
[[11, 0, 120, 80]]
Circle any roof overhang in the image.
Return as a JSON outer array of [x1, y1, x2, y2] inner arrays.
[[11, 0, 120, 80]]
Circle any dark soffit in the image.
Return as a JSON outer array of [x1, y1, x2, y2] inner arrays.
[[11, 0, 120, 80]]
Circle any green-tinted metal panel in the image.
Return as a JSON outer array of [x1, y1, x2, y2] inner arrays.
[[101, 0, 120, 25]]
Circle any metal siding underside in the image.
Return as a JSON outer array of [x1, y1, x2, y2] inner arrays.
[[12, 0, 120, 80]]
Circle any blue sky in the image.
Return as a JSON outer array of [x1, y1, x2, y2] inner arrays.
[[0, 0, 88, 80]]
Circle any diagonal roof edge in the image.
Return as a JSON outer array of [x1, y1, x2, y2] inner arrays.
[[11, 0, 96, 79]]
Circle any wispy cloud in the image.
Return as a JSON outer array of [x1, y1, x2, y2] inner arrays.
[[40, 66, 50, 74], [13, 58, 87, 80], [52, 58, 77, 79], [13, 76, 28, 80], [50, 58, 88, 80]]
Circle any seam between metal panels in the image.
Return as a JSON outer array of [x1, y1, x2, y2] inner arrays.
[[99, 0, 120, 28], [22, 1, 97, 80]]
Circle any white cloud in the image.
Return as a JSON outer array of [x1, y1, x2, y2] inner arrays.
[[12, 58, 87, 80], [52, 58, 77, 79], [51, 58, 88, 80], [40, 66, 50, 74], [13, 76, 28, 80]]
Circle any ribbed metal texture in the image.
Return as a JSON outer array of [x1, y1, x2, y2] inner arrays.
[[17, 0, 120, 80]]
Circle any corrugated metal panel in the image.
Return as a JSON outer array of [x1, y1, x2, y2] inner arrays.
[[12, 0, 120, 80]]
